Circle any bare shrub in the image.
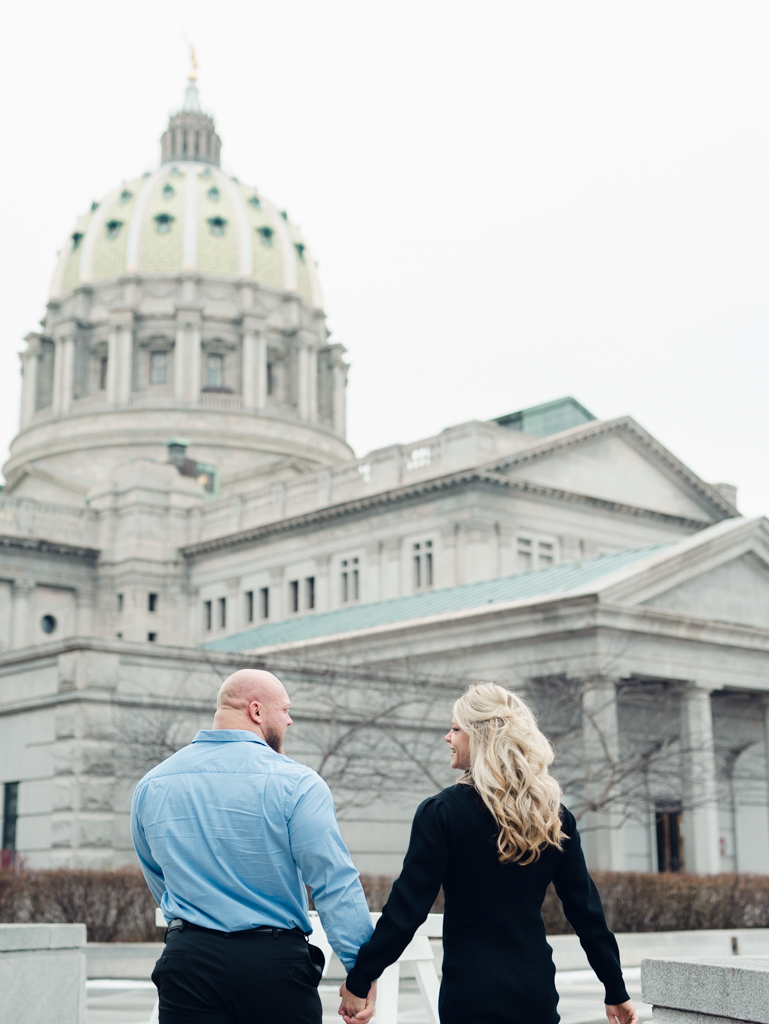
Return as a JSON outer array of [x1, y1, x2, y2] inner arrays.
[[0, 869, 157, 941]]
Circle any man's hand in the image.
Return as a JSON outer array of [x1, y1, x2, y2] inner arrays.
[[606, 1000, 639, 1024], [338, 980, 376, 1024]]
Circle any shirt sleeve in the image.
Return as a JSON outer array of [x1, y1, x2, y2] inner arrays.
[[346, 795, 448, 998], [552, 808, 629, 1006], [130, 783, 167, 912], [286, 772, 373, 971]]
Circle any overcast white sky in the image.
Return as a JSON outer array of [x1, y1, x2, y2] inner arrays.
[[2, 2, 767, 514]]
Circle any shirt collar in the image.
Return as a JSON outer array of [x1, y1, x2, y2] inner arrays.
[[191, 729, 269, 747]]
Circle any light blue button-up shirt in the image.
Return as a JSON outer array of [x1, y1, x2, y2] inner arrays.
[[130, 729, 373, 969]]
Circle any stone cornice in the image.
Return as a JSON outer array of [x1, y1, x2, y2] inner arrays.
[[181, 469, 714, 560], [0, 534, 99, 561]]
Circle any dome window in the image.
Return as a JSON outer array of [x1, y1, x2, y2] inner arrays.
[[280, 210, 288, 221], [40, 614, 57, 635], [120, 189, 133, 204], [162, 183, 175, 199], [294, 243, 306, 261], [91, 201, 99, 212], [208, 217, 226, 236], [106, 220, 123, 239], [248, 195, 261, 209], [71, 232, 83, 251], [257, 226, 274, 246], [154, 213, 174, 234], [207, 186, 220, 202]]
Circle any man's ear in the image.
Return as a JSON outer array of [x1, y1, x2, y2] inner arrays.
[[249, 700, 261, 721]]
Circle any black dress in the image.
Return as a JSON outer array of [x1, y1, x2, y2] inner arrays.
[[346, 784, 629, 1024]]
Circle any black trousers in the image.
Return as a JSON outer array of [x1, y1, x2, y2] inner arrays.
[[152, 923, 324, 1024]]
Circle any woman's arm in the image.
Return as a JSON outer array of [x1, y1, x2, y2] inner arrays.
[[552, 809, 630, 1006], [345, 795, 449, 998]]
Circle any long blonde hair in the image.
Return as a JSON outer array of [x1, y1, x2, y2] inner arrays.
[[453, 682, 565, 865]]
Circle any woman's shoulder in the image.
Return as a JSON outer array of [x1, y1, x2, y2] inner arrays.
[[414, 783, 482, 824]]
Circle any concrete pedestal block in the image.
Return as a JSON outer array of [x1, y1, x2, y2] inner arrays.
[[642, 956, 769, 1024], [0, 923, 87, 1024]]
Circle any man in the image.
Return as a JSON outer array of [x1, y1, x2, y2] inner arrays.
[[131, 668, 376, 1023]]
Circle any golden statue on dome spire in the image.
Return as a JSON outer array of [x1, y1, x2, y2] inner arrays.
[[188, 42, 199, 82]]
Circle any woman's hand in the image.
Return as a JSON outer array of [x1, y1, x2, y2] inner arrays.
[[338, 980, 376, 1023], [605, 999, 638, 1024]]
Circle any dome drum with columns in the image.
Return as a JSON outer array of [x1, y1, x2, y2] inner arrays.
[[3, 80, 351, 505]]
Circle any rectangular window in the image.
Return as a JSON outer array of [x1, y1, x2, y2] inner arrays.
[[147, 632, 157, 642], [306, 577, 315, 610], [150, 351, 167, 384], [260, 587, 269, 619], [266, 363, 275, 396], [538, 541, 554, 567], [207, 353, 224, 388], [204, 600, 212, 631], [218, 597, 226, 628], [2, 782, 19, 851], [99, 355, 108, 390], [289, 580, 299, 613], [517, 537, 533, 572], [656, 802, 684, 872], [117, 593, 123, 613], [341, 558, 359, 603], [148, 593, 158, 613], [413, 542, 433, 590], [245, 591, 254, 624]]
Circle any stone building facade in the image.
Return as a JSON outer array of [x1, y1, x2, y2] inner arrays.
[[1, 78, 768, 877]]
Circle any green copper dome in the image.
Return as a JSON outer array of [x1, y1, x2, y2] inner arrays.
[[49, 84, 322, 309]]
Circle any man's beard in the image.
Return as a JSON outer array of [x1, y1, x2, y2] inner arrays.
[[263, 726, 283, 754]]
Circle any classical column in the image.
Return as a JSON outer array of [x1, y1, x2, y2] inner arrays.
[[175, 305, 202, 403], [296, 340, 311, 420], [19, 335, 40, 429], [53, 333, 76, 414], [581, 677, 624, 870], [116, 325, 133, 406], [329, 344, 348, 438], [241, 322, 266, 410], [106, 325, 120, 405], [11, 580, 35, 649], [680, 685, 721, 874]]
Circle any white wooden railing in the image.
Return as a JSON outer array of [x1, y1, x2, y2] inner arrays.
[[148, 907, 442, 1024]]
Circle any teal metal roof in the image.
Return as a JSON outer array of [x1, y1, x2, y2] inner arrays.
[[493, 396, 596, 437], [203, 542, 673, 654]]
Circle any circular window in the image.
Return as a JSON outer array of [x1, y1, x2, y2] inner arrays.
[[40, 614, 57, 635]]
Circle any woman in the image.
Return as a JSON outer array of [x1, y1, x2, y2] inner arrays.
[[339, 682, 638, 1024]]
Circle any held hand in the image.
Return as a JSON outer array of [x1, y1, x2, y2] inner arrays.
[[338, 980, 376, 1024], [606, 1000, 639, 1024]]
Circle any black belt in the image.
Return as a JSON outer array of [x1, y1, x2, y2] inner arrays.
[[167, 919, 306, 939]]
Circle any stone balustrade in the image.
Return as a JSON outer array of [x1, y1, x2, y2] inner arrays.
[[642, 956, 769, 1024]]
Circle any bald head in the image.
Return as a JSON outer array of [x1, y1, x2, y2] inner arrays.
[[213, 669, 292, 752]]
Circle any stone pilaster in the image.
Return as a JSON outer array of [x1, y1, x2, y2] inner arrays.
[[680, 685, 721, 874]]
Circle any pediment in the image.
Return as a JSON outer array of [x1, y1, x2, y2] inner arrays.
[[641, 552, 769, 629], [502, 428, 720, 521]]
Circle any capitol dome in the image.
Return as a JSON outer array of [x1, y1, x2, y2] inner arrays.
[[49, 81, 322, 309], [4, 77, 351, 507]]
